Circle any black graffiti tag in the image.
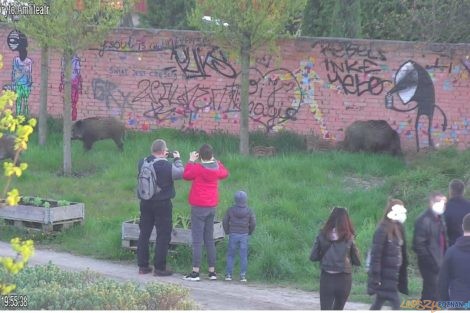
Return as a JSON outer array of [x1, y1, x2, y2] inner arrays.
[[171, 45, 237, 79], [323, 58, 391, 96]]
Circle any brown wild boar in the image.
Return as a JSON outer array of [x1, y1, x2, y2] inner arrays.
[[72, 117, 125, 151]]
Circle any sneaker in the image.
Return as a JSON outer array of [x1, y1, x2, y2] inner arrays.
[[224, 274, 232, 281], [184, 271, 200, 281], [139, 266, 152, 274], [208, 271, 217, 280], [240, 275, 247, 282], [154, 269, 173, 277]]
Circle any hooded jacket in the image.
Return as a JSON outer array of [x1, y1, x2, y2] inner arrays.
[[438, 236, 470, 301], [183, 160, 229, 207], [223, 191, 256, 235]]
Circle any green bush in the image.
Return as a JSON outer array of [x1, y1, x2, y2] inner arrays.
[[3, 264, 195, 310]]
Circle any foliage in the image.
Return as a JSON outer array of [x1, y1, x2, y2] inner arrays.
[[0, 238, 34, 295], [302, 0, 470, 43], [189, 0, 304, 55], [330, 0, 362, 38], [3, 264, 195, 309], [20, 196, 71, 208], [0, 91, 36, 206], [139, 0, 196, 30]]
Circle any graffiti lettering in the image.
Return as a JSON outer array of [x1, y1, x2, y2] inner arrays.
[[108, 66, 178, 79], [312, 40, 387, 61], [92, 78, 132, 110], [95, 36, 211, 57], [324, 58, 391, 96], [255, 54, 273, 68], [171, 46, 237, 79], [131, 67, 302, 131]]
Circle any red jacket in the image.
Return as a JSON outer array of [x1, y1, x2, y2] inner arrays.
[[183, 160, 229, 207]]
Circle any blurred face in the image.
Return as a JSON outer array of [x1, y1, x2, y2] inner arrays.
[[431, 196, 447, 215]]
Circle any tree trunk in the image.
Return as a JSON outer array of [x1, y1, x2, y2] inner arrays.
[[38, 44, 49, 146], [63, 50, 73, 175], [239, 35, 251, 155]]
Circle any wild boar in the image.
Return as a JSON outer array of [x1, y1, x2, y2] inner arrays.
[[72, 117, 125, 151], [0, 134, 16, 161], [341, 120, 402, 156]]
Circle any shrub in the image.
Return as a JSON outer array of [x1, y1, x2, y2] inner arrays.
[[4, 264, 196, 310]]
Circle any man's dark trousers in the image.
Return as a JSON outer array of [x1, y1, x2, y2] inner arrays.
[[418, 258, 438, 301], [137, 199, 172, 271]]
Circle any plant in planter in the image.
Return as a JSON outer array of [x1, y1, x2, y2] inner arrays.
[[0, 196, 85, 232]]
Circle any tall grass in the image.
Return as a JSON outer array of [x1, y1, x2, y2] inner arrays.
[[2, 120, 469, 302]]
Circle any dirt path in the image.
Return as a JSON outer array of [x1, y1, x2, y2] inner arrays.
[[0, 241, 370, 310]]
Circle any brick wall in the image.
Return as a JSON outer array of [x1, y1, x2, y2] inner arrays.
[[1, 25, 470, 150]]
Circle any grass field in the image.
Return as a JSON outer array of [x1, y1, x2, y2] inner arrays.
[[1, 119, 470, 303]]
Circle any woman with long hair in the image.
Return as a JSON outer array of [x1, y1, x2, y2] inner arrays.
[[367, 198, 409, 310], [310, 207, 361, 310]]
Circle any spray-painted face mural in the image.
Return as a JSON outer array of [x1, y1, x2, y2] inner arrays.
[[385, 60, 447, 151]]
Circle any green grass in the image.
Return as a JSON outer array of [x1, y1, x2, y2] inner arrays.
[[2, 121, 470, 303]]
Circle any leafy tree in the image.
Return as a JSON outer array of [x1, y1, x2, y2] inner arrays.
[[12, 0, 132, 175], [139, 0, 195, 30], [301, 0, 334, 37], [331, 0, 361, 38], [189, 0, 305, 155]]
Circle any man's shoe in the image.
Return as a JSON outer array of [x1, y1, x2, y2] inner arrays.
[[183, 271, 200, 281], [225, 274, 232, 281], [208, 271, 217, 280], [240, 275, 247, 282], [139, 266, 152, 274], [154, 269, 173, 277]]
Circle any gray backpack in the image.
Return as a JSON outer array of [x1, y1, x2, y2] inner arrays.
[[137, 159, 161, 200]]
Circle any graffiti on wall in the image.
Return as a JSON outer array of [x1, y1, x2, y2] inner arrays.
[[171, 45, 237, 79], [385, 60, 447, 151], [59, 55, 83, 121], [126, 67, 303, 131], [7, 29, 32, 116], [95, 36, 211, 57], [91, 78, 133, 116], [312, 40, 392, 96]]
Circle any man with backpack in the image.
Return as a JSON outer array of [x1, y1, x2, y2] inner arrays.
[[137, 139, 184, 276]]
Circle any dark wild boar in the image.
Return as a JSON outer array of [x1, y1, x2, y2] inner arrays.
[[72, 117, 125, 151], [0, 134, 16, 161], [341, 120, 402, 156]]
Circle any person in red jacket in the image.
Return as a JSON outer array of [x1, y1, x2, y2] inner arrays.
[[183, 144, 229, 281]]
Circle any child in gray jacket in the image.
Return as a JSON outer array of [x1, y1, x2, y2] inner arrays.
[[223, 190, 256, 282]]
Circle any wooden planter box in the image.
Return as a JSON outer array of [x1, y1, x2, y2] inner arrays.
[[0, 199, 85, 232], [122, 219, 225, 250]]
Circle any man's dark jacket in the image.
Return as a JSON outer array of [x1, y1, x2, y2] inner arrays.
[[444, 196, 470, 246], [413, 209, 447, 272], [438, 236, 470, 301]]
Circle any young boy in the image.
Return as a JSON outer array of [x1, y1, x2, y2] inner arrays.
[[223, 190, 256, 282]]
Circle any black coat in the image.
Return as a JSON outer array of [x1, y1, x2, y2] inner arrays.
[[367, 222, 408, 298], [310, 232, 361, 274], [413, 209, 447, 272], [438, 236, 470, 301], [444, 196, 470, 246]]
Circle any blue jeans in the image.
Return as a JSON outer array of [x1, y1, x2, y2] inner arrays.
[[225, 233, 249, 276]]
